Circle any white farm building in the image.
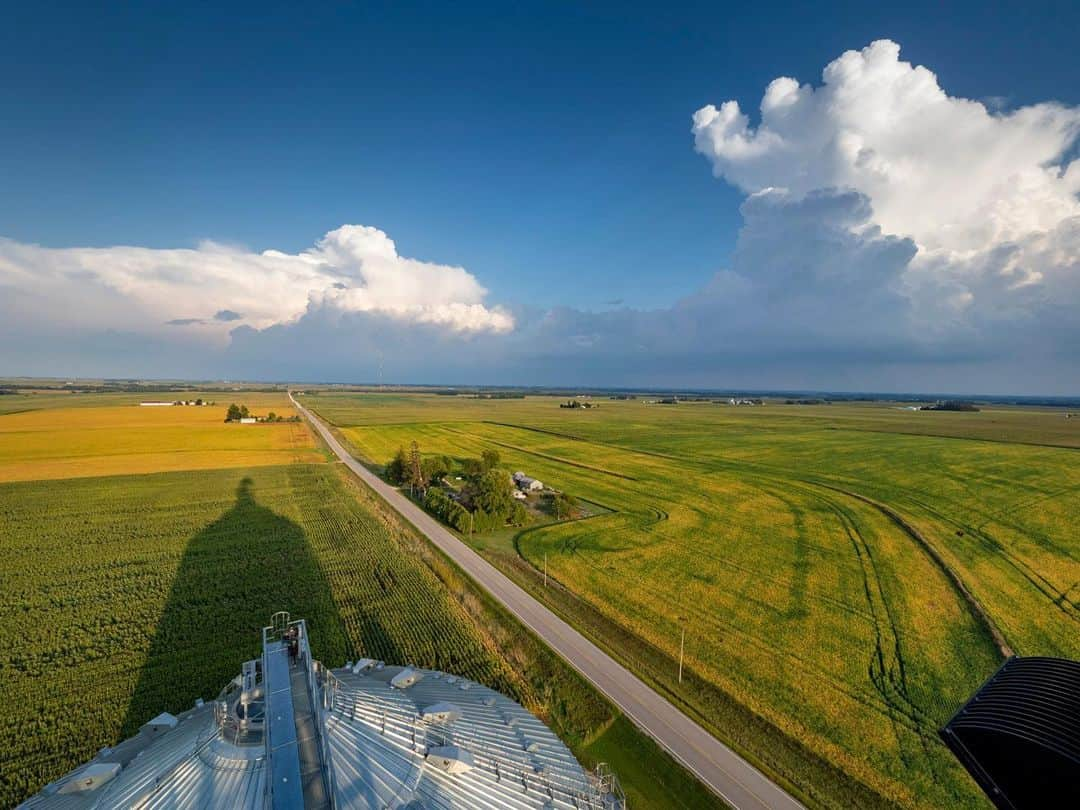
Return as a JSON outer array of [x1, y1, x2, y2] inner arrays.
[[22, 613, 623, 810], [512, 472, 544, 492]]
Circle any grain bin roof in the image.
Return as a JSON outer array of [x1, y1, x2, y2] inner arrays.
[[940, 656, 1080, 809], [21, 616, 624, 810]]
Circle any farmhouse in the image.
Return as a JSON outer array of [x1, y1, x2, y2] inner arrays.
[[513, 472, 544, 492], [238, 417, 257, 424]]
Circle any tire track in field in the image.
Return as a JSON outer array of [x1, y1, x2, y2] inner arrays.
[[763, 477, 949, 725], [440, 425, 639, 481], [730, 478, 950, 784], [892, 493, 1080, 627], [534, 507, 941, 740], [813, 483, 1014, 659], [830, 501, 916, 769], [474, 420, 967, 665], [484, 420, 1038, 651], [489, 423, 879, 623], [817, 492, 945, 783], [974, 481, 1080, 530], [716, 481, 878, 624]]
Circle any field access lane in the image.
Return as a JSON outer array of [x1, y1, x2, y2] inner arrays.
[[292, 393, 803, 810]]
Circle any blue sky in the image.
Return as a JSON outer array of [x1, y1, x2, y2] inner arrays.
[[2, 2, 1079, 392]]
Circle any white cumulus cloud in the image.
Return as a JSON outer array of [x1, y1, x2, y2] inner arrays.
[[692, 39, 1080, 326], [0, 224, 513, 344]]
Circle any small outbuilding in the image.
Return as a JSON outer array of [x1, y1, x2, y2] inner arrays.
[[515, 475, 543, 492]]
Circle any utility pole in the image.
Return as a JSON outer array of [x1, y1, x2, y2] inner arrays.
[[678, 622, 686, 684], [544, 553, 548, 588]]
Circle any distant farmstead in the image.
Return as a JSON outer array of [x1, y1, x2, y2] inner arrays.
[[139, 399, 211, 407]]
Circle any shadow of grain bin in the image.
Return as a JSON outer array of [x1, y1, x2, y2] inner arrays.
[[120, 476, 349, 736]]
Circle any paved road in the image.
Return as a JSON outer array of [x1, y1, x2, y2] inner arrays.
[[292, 393, 804, 810]]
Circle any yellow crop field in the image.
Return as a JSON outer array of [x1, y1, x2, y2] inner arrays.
[[0, 397, 321, 482]]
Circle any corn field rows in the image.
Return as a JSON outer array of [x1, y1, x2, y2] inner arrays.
[[0, 463, 506, 807]]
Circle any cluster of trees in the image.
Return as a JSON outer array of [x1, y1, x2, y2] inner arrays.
[[387, 443, 526, 532], [224, 403, 301, 423], [921, 400, 980, 412], [559, 399, 598, 409], [424, 488, 473, 532], [263, 411, 301, 422], [385, 442, 454, 492], [543, 491, 579, 520]]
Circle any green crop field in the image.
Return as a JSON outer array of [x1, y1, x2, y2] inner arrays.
[[0, 464, 511, 804], [307, 392, 1080, 809]]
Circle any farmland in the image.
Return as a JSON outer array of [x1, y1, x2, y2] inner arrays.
[[0, 394, 321, 482], [1, 392, 718, 809], [0, 464, 504, 803], [309, 392, 1080, 808]]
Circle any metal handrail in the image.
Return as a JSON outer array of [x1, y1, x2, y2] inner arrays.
[[294, 622, 339, 810], [422, 716, 611, 806]]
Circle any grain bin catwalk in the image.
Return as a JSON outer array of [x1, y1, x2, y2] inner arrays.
[[21, 612, 625, 810]]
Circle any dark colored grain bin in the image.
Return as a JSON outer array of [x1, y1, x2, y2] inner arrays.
[[941, 656, 1080, 809]]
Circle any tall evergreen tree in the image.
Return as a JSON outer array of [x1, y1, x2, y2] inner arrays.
[[480, 448, 500, 471], [407, 441, 424, 494]]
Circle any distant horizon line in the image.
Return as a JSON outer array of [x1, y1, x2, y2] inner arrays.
[[3, 375, 1078, 405]]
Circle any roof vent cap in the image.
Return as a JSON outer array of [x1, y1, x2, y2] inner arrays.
[[426, 745, 475, 774], [421, 702, 462, 724], [58, 763, 121, 794], [352, 658, 377, 674], [391, 668, 423, 689], [142, 712, 178, 734]]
